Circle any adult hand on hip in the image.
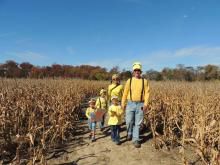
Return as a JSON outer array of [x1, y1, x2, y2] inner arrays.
[[143, 105, 148, 113], [122, 105, 126, 111]]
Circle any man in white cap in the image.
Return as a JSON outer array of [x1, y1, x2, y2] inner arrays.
[[121, 62, 150, 148]]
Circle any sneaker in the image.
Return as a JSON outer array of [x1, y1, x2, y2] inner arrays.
[[127, 135, 132, 141], [115, 141, 121, 145], [133, 141, 141, 148], [111, 138, 116, 142], [91, 137, 95, 142]]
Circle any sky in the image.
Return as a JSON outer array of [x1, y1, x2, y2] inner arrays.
[[0, 0, 220, 71]]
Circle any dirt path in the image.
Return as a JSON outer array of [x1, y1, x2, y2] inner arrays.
[[46, 120, 183, 165]]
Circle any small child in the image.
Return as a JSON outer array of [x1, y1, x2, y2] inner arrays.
[[86, 98, 97, 142], [108, 96, 123, 145], [96, 89, 108, 131]]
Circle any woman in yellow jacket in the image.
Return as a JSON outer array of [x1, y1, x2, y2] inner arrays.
[[108, 74, 123, 104], [108, 96, 123, 145], [122, 62, 150, 148]]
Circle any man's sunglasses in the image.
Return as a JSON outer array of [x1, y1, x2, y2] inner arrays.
[[134, 69, 141, 72]]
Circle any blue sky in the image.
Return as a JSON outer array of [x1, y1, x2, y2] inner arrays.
[[0, 0, 220, 71]]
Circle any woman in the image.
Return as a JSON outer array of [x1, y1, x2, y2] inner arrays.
[[108, 74, 123, 104]]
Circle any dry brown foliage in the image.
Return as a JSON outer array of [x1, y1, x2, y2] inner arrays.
[[146, 81, 220, 165], [0, 78, 106, 164], [0, 79, 219, 164]]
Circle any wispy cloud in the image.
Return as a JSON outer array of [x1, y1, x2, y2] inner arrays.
[[183, 14, 188, 18], [174, 46, 220, 57], [15, 38, 32, 44], [85, 57, 154, 71], [140, 46, 220, 70], [0, 32, 15, 38], [121, 0, 142, 4], [66, 46, 75, 55], [84, 46, 220, 71], [5, 51, 48, 62]]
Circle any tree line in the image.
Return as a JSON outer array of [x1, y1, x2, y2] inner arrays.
[[0, 60, 219, 81]]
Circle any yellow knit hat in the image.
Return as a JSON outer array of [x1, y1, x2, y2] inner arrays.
[[111, 95, 118, 101], [132, 62, 142, 71], [112, 74, 120, 80], [88, 98, 96, 104], [100, 89, 107, 95]]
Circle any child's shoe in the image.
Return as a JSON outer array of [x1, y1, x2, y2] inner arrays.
[[115, 140, 120, 145], [91, 136, 96, 142], [111, 138, 115, 142]]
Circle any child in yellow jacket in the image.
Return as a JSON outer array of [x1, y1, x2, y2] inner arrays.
[[96, 89, 108, 131], [86, 98, 97, 142], [108, 96, 123, 145]]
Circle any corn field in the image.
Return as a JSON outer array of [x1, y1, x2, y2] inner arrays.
[[0, 78, 106, 164], [0, 79, 219, 164], [147, 81, 220, 164]]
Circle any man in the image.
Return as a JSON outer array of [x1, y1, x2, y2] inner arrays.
[[121, 62, 150, 148]]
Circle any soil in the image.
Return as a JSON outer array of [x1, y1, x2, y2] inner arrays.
[[45, 121, 190, 165]]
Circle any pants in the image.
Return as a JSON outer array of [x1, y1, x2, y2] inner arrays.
[[88, 120, 96, 131], [110, 125, 120, 142], [98, 113, 106, 129], [126, 101, 144, 142]]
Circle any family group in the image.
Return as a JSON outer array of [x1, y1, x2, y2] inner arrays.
[[85, 62, 150, 148]]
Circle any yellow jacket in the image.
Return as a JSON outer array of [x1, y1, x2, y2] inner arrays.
[[108, 105, 123, 125], [95, 97, 107, 110], [108, 84, 123, 101], [122, 77, 150, 107], [86, 107, 96, 119]]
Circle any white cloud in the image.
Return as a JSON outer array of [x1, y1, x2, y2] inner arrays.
[[174, 46, 220, 57], [0, 32, 15, 38], [15, 38, 32, 44], [140, 46, 220, 70], [5, 51, 48, 62], [66, 46, 75, 55], [85, 57, 155, 71], [121, 0, 142, 4], [84, 46, 220, 71], [183, 14, 188, 18], [85, 58, 125, 70]]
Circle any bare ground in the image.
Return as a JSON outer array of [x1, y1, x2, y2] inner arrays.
[[46, 121, 187, 165]]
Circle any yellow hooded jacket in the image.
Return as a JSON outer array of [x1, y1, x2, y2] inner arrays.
[[86, 107, 96, 119], [108, 84, 123, 101], [108, 105, 123, 125], [95, 97, 107, 110]]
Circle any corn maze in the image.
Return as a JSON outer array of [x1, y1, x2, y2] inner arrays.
[[0, 79, 219, 164], [0, 79, 107, 164], [147, 81, 220, 164]]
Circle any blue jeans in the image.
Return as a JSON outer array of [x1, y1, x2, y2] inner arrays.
[[126, 101, 144, 142], [88, 120, 96, 131], [110, 125, 120, 142]]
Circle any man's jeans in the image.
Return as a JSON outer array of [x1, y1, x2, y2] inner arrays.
[[126, 101, 144, 142]]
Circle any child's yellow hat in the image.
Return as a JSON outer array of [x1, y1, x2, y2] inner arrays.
[[112, 74, 120, 80], [100, 89, 107, 95], [88, 98, 96, 104], [111, 96, 118, 101]]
